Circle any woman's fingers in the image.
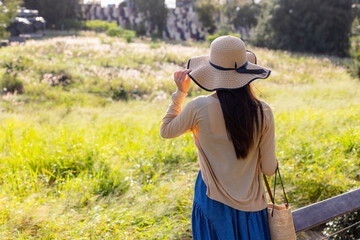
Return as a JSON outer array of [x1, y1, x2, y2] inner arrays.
[[174, 71, 180, 79], [174, 70, 191, 81], [173, 70, 192, 93], [179, 71, 187, 82], [179, 70, 191, 80]]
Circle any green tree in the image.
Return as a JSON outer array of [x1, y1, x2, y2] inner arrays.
[[350, 18, 360, 78], [22, 0, 82, 29], [0, 0, 23, 38], [224, 2, 260, 29], [134, 0, 168, 39], [254, 0, 354, 57], [353, 0, 360, 19], [195, 0, 219, 34]]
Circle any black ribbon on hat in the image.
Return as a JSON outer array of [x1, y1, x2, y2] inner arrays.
[[209, 60, 266, 75]]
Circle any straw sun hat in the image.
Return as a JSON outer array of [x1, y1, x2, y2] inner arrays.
[[187, 35, 271, 91]]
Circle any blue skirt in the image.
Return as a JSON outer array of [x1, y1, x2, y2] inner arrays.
[[192, 171, 271, 240]]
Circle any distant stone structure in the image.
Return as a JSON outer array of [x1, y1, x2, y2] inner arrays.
[[82, 3, 208, 41], [177, 0, 252, 6], [176, 0, 194, 7], [8, 8, 46, 37], [165, 5, 207, 41]]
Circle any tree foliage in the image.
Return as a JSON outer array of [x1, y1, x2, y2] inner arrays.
[[134, 0, 168, 38], [195, 0, 219, 34], [224, 2, 260, 29], [253, 0, 354, 57], [350, 17, 360, 78], [0, 0, 23, 38], [22, 0, 81, 29]]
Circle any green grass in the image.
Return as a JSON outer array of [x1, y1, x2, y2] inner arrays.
[[0, 35, 359, 239]]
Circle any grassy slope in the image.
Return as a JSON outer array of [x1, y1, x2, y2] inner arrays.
[[0, 34, 359, 239]]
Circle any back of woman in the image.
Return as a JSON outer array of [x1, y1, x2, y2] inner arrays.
[[161, 36, 278, 240]]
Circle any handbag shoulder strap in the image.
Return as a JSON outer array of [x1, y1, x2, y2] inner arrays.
[[263, 165, 289, 208], [277, 166, 289, 208], [263, 173, 274, 204]]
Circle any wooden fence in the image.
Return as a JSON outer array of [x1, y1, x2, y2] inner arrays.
[[293, 188, 360, 235]]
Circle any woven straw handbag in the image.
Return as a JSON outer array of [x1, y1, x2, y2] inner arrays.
[[263, 167, 296, 240]]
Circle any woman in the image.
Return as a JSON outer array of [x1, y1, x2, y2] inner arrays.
[[160, 36, 278, 239]]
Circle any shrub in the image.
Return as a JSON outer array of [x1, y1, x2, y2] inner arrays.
[[1, 58, 25, 94], [150, 31, 159, 42], [122, 30, 136, 43], [2, 60, 25, 72], [134, 22, 147, 36], [84, 20, 117, 32], [1, 72, 24, 94], [56, 19, 84, 30], [110, 86, 128, 101], [105, 27, 136, 42], [106, 27, 124, 37]]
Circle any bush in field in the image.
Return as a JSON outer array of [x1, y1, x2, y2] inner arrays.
[[106, 26, 124, 37], [254, 0, 354, 57], [134, 22, 147, 37], [1, 58, 25, 94], [122, 29, 136, 43], [84, 20, 117, 32], [110, 86, 128, 101], [1, 73, 24, 94], [56, 18, 84, 30], [106, 27, 136, 42]]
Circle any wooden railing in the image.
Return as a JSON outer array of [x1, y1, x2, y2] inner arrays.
[[293, 188, 360, 233]]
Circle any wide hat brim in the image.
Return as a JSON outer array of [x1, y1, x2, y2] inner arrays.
[[187, 55, 271, 92]]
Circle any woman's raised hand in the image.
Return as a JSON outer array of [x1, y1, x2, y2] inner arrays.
[[174, 69, 192, 93]]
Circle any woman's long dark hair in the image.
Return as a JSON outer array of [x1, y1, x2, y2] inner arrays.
[[217, 85, 264, 159]]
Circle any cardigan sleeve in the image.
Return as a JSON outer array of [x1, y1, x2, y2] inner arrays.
[[259, 106, 278, 176], [160, 89, 197, 139]]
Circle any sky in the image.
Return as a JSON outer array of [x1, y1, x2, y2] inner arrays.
[[84, 0, 176, 8]]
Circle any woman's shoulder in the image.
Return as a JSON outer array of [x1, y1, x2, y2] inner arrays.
[[259, 100, 274, 122], [188, 94, 216, 106], [259, 100, 272, 111]]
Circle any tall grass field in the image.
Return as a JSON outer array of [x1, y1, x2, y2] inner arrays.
[[0, 33, 359, 239]]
